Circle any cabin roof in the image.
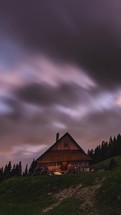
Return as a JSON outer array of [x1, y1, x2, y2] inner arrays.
[[37, 150, 91, 163], [36, 132, 91, 162]]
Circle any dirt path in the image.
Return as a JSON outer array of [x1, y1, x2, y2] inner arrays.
[[42, 182, 102, 214], [77, 183, 101, 214]]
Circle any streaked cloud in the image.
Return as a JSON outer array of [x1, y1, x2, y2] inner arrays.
[[0, 0, 121, 166]]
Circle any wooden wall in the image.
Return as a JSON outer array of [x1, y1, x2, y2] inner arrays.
[[52, 136, 79, 151]]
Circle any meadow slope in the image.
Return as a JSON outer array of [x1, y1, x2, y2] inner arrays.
[[0, 156, 121, 215]]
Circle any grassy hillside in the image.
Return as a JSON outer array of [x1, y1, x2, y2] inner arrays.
[[0, 172, 100, 215], [94, 156, 121, 215], [0, 156, 121, 215], [92, 155, 121, 171], [96, 168, 121, 215]]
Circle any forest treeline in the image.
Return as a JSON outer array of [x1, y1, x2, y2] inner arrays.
[[0, 160, 37, 181], [88, 133, 121, 164]]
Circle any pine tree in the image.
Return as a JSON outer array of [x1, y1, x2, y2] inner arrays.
[[4, 161, 12, 178], [29, 159, 37, 175], [18, 161, 22, 176], [0, 167, 3, 181], [23, 164, 28, 176], [11, 164, 16, 177]]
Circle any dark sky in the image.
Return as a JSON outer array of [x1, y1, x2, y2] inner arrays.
[[0, 0, 121, 167]]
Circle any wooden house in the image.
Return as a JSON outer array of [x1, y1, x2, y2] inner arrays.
[[35, 132, 91, 174]]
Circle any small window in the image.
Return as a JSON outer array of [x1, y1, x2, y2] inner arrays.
[[64, 143, 68, 148]]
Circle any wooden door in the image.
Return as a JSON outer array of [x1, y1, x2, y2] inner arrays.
[[61, 162, 68, 170]]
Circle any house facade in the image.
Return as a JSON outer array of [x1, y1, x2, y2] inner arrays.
[[35, 132, 91, 174]]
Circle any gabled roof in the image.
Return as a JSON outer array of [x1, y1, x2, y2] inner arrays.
[[37, 150, 91, 163], [36, 132, 91, 162]]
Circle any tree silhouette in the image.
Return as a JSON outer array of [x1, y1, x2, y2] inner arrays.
[[88, 133, 121, 164], [23, 164, 28, 176], [29, 159, 37, 175]]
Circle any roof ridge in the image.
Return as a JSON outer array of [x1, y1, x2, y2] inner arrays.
[[36, 132, 88, 162]]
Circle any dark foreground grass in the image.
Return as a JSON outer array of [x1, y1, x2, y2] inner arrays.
[[0, 164, 121, 215], [96, 168, 121, 215], [92, 156, 121, 214], [47, 198, 83, 215], [0, 172, 103, 215], [92, 155, 121, 171]]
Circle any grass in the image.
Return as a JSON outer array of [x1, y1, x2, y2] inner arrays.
[[0, 172, 103, 215], [0, 157, 121, 214], [96, 168, 121, 215], [92, 155, 121, 170], [47, 198, 83, 215]]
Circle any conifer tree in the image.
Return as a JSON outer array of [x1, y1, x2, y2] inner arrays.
[[23, 164, 28, 176], [29, 159, 37, 175]]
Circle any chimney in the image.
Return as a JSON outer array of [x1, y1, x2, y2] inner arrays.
[[56, 132, 59, 142]]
